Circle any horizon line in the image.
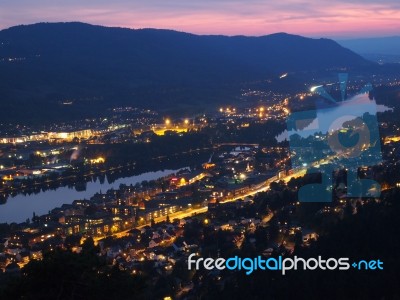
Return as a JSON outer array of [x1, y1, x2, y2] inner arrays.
[[1, 21, 398, 40]]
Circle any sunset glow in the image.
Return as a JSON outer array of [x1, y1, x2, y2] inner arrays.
[[0, 0, 399, 37]]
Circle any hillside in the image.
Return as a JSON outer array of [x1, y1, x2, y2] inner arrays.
[[0, 22, 373, 123]]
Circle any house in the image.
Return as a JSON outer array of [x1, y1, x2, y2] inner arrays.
[[140, 226, 151, 234], [149, 238, 162, 248], [302, 230, 318, 243], [117, 236, 136, 250], [162, 235, 172, 242], [216, 223, 232, 231], [0, 254, 10, 269], [0, 238, 9, 248], [151, 231, 161, 240], [129, 243, 146, 256], [6, 246, 21, 256], [30, 248, 43, 260], [17, 251, 30, 264]]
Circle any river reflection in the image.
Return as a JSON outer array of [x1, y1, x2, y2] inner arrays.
[[0, 168, 186, 224]]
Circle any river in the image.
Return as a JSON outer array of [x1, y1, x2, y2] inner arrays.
[[276, 94, 392, 142], [0, 168, 184, 224]]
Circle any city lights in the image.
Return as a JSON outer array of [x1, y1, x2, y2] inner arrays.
[[90, 157, 105, 164]]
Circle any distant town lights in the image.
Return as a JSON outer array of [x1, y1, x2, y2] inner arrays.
[[90, 157, 105, 164], [280, 73, 288, 79], [310, 85, 323, 92]]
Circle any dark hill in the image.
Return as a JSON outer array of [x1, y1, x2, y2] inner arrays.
[[0, 22, 373, 122]]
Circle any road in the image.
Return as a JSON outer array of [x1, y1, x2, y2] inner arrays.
[[95, 167, 307, 242]]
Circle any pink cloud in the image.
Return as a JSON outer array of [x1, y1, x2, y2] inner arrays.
[[0, 1, 399, 37]]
